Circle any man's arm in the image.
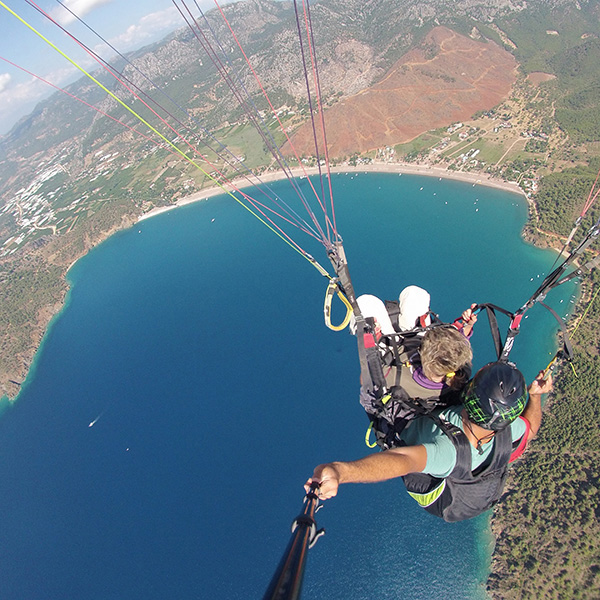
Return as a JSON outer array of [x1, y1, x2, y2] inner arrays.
[[305, 445, 428, 500], [522, 371, 553, 441]]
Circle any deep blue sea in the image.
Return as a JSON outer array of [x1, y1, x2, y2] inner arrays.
[[0, 173, 576, 600]]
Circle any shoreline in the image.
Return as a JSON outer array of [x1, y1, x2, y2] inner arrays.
[[2, 163, 526, 401], [138, 161, 526, 222], [1, 161, 590, 596]]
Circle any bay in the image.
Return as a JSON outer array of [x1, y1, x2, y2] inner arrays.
[[0, 173, 575, 599]]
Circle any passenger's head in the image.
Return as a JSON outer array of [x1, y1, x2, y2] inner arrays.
[[464, 362, 527, 431], [398, 285, 430, 331], [419, 326, 472, 381]]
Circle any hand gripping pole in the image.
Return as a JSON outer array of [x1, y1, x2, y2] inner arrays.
[[263, 483, 325, 600]]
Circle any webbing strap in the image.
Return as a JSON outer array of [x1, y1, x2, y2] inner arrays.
[[326, 241, 387, 397], [355, 314, 375, 392], [475, 303, 516, 361], [477, 298, 574, 363], [352, 314, 389, 396], [556, 254, 600, 287], [539, 301, 574, 361], [364, 329, 387, 394], [521, 221, 600, 313], [429, 415, 473, 479], [431, 414, 512, 479]]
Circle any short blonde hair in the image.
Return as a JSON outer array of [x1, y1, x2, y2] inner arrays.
[[419, 326, 472, 378]]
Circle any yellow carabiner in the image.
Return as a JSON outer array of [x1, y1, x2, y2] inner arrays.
[[365, 421, 378, 448], [543, 353, 578, 379], [323, 280, 354, 331], [542, 355, 558, 379]]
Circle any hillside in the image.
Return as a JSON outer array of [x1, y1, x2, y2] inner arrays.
[[287, 26, 517, 157]]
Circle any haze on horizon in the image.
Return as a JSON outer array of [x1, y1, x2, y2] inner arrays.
[[0, 0, 237, 135]]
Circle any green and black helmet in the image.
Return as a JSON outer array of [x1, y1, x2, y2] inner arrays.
[[464, 362, 527, 431]]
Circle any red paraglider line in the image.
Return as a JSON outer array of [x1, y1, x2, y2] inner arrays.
[[24, 0, 324, 252], [177, 0, 330, 244], [212, 0, 330, 209]]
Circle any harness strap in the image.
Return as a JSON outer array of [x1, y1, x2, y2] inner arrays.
[[539, 301, 574, 361], [518, 220, 600, 315], [475, 219, 599, 362], [355, 315, 376, 393], [365, 331, 387, 394], [471, 303, 516, 361], [430, 414, 512, 479], [427, 416, 473, 479], [483, 304, 507, 359], [509, 416, 530, 462], [326, 241, 386, 396], [556, 254, 600, 287]]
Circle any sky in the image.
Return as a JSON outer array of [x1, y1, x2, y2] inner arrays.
[[0, 0, 236, 135]]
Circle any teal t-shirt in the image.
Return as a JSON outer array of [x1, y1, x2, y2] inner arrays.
[[400, 405, 527, 478]]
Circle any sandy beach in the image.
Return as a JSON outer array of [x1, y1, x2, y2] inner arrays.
[[137, 161, 526, 222]]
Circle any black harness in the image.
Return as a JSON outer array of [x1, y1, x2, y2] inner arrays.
[[402, 415, 513, 522], [362, 309, 469, 450]]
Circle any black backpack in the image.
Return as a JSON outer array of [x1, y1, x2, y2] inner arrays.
[[402, 415, 512, 522]]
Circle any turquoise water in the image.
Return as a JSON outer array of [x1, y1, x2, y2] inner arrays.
[[0, 173, 575, 599]]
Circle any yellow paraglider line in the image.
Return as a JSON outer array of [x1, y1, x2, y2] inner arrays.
[[0, 0, 337, 282]]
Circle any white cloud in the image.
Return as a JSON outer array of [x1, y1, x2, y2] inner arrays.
[[0, 74, 52, 107], [106, 7, 182, 51], [52, 0, 115, 26], [0, 64, 79, 113], [44, 64, 82, 87], [0, 63, 85, 134], [0, 73, 11, 93], [0, 2, 220, 133], [0, 76, 48, 127]]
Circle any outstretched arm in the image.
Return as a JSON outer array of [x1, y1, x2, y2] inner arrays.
[[305, 445, 428, 500], [523, 371, 552, 441]]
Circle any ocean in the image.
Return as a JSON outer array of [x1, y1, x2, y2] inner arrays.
[[0, 172, 575, 599]]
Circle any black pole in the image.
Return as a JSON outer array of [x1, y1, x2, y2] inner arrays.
[[263, 484, 325, 600]]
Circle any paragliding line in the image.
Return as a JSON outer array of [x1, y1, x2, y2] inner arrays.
[[52, 0, 327, 243], [174, 0, 332, 246], [297, 0, 336, 235], [548, 164, 600, 272], [0, 0, 338, 281], [207, 0, 335, 240]]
